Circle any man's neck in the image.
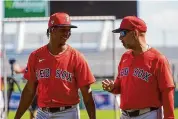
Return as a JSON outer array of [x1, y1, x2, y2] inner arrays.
[[132, 44, 150, 56], [47, 43, 67, 55]]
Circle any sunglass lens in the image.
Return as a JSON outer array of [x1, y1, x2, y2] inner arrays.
[[120, 31, 126, 37]]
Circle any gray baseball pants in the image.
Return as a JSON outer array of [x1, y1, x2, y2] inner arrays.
[[35, 105, 80, 119]]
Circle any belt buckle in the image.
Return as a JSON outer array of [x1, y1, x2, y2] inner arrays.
[[60, 107, 65, 111], [125, 111, 129, 116], [139, 108, 150, 115], [123, 110, 131, 117], [123, 110, 139, 117], [42, 107, 49, 112], [42, 106, 73, 113], [46, 107, 50, 112]]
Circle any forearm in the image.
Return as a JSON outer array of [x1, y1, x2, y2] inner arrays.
[[109, 79, 121, 94], [162, 87, 175, 119], [15, 87, 35, 119], [110, 88, 120, 94], [110, 84, 121, 94], [83, 92, 96, 119]]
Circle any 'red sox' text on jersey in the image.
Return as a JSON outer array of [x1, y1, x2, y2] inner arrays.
[[24, 44, 95, 108], [113, 48, 175, 110]]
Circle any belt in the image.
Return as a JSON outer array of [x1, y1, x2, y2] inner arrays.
[[122, 107, 159, 117], [41, 106, 73, 113]]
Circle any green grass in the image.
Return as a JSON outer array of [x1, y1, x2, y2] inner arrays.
[[9, 111, 29, 119], [175, 109, 178, 118], [8, 109, 178, 119], [91, 81, 103, 90]]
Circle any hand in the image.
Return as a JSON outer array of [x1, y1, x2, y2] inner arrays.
[[13, 63, 24, 74], [102, 79, 114, 92]]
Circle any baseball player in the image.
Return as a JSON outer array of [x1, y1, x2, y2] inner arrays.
[[14, 12, 96, 119], [102, 16, 175, 119]]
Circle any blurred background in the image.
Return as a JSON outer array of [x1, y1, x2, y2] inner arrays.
[[0, 1, 178, 119]]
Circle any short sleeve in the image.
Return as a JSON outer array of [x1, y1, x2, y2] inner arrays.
[[74, 53, 95, 88], [157, 56, 175, 92], [23, 52, 37, 81]]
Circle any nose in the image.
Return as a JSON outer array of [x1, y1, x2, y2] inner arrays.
[[119, 36, 123, 41], [63, 31, 71, 38], [67, 31, 71, 36], [61, 31, 70, 37]]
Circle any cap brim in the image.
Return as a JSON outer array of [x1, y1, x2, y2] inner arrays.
[[69, 25, 78, 28], [56, 24, 78, 28], [112, 28, 121, 33]]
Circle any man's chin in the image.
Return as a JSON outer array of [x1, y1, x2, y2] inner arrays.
[[57, 43, 66, 47], [123, 44, 128, 49], [123, 44, 132, 49]]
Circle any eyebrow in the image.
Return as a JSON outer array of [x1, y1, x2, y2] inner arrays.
[[58, 27, 71, 30]]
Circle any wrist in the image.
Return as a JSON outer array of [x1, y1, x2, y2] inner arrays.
[[108, 86, 115, 92]]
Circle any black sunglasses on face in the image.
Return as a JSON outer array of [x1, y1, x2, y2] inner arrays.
[[120, 30, 130, 37]]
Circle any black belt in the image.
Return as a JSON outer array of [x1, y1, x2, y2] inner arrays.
[[122, 107, 159, 117], [41, 106, 73, 113]]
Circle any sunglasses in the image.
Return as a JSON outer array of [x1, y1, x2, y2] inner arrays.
[[120, 30, 130, 37]]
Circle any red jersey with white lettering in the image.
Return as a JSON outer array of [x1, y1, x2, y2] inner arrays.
[[112, 48, 175, 110], [24, 44, 95, 108]]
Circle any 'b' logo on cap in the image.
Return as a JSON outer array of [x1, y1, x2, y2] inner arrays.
[[51, 20, 54, 24], [66, 16, 70, 22]]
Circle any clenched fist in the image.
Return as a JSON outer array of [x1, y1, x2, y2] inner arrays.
[[102, 79, 114, 92]]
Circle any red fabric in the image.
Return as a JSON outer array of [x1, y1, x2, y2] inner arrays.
[[117, 16, 147, 32], [113, 48, 175, 111], [48, 12, 77, 28], [162, 88, 175, 119], [24, 45, 95, 107]]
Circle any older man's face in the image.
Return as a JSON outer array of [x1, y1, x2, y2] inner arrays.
[[119, 30, 136, 49]]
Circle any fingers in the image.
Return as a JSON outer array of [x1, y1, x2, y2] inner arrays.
[[103, 85, 111, 91], [102, 79, 111, 86], [102, 79, 109, 89], [102, 79, 114, 91]]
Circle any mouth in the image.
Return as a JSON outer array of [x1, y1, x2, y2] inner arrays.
[[62, 36, 67, 39], [121, 41, 127, 47], [61, 36, 68, 40]]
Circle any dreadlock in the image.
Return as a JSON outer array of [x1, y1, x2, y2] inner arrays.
[[46, 28, 50, 38]]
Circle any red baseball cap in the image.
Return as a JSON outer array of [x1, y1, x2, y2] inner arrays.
[[112, 16, 147, 33], [48, 12, 77, 28]]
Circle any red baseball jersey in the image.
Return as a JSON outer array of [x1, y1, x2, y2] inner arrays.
[[24, 44, 95, 108], [113, 48, 175, 110]]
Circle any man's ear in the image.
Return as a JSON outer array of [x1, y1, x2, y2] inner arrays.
[[132, 30, 139, 42], [68, 32, 71, 37], [133, 29, 139, 37], [50, 27, 55, 33]]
